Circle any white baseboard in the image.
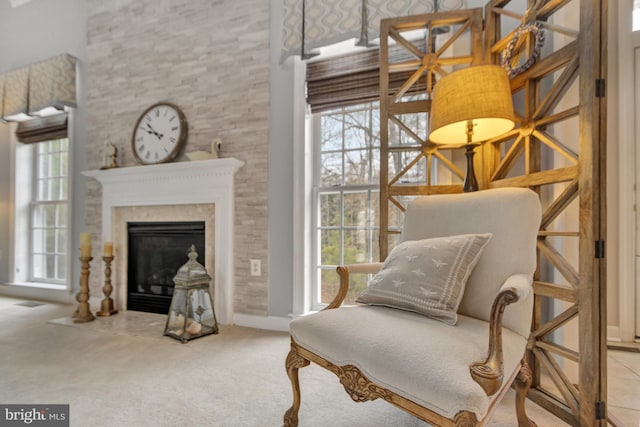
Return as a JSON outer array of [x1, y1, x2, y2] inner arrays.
[[607, 325, 622, 342], [233, 313, 291, 332], [0, 283, 75, 305]]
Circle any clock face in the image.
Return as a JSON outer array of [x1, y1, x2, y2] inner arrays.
[[131, 102, 187, 165]]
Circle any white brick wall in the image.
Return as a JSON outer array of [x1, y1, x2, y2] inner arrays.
[[85, 0, 270, 315]]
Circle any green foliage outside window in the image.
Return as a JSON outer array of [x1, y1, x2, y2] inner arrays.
[[31, 139, 69, 283], [314, 100, 428, 306], [316, 103, 380, 305]]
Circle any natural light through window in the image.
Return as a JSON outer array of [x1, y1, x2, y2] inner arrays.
[[634, 0, 640, 31], [31, 139, 69, 284], [313, 102, 380, 308]]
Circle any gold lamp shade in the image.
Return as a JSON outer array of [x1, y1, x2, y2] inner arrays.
[[429, 65, 515, 145]]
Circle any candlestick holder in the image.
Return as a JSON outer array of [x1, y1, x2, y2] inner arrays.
[[74, 256, 95, 323], [97, 255, 118, 316]]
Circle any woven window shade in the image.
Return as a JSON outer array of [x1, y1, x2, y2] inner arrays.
[[306, 41, 427, 113], [15, 113, 68, 144]]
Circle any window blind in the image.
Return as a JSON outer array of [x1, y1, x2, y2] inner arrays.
[[15, 113, 68, 144], [306, 42, 427, 113]]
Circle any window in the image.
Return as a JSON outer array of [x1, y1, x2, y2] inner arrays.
[[635, 0, 640, 31], [304, 46, 430, 311], [11, 118, 71, 289], [312, 102, 380, 308], [30, 139, 69, 283]]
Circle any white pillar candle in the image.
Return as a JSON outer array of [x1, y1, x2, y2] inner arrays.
[[80, 232, 92, 257], [103, 241, 113, 257]]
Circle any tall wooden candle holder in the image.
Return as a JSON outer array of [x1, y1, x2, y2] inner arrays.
[[74, 256, 96, 323], [97, 255, 118, 316]]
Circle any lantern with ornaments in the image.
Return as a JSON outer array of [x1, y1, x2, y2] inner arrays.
[[164, 245, 218, 343]]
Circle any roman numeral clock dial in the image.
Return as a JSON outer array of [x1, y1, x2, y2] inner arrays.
[[132, 102, 188, 165]]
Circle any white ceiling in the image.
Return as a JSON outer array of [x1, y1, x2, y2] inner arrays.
[[8, 0, 31, 8]]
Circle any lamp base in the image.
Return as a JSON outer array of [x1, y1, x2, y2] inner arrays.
[[463, 144, 479, 192]]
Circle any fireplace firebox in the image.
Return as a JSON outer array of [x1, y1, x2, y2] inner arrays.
[[127, 221, 206, 314]]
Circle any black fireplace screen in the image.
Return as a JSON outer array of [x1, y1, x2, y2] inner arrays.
[[127, 221, 206, 314]]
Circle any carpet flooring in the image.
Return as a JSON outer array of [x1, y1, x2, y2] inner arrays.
[[0, 296, 568, 426]]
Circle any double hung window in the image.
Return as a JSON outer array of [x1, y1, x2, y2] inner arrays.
[[11, 113, 71, 288], [312, 102, 380, 307], [30, 138, 69, 283], [305, 41, 432, 309]]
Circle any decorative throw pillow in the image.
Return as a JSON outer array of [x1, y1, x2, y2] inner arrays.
[[356, 233, 492, 325]]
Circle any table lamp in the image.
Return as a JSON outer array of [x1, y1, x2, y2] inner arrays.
[[428, 65, 515, 192]]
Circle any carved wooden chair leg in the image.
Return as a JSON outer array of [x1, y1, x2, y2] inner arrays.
[[514, 358, 537, 427], [284, 348, 310, 427]]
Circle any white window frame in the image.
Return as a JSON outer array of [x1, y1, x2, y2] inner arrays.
[[30, 139, 70, 284], [310, 103, 381, 310], [8, 125, 72, 291], [291, 60, 439, 316], [292, 58, 313, 317]]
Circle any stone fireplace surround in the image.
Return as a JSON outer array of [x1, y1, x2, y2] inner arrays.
[[83, 158, 243, 324]]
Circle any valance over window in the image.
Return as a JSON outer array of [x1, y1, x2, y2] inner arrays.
[[0, 53, 77, 122], [2, 67, 30, 119], [28, 54, 77, 115], [280, 0, 464, 60]]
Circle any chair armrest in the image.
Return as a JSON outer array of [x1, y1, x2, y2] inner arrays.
[[469, 274, 532, 396], [325, 263, 384, 310]]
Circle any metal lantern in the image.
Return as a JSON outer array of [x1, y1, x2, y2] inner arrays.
[[164, 245, 218, 343]]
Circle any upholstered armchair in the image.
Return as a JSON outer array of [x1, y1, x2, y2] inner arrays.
[[284, 187, 542, 426]]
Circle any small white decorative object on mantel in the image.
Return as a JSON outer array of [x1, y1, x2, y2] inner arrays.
[[100, 142, 119, 170], [186, 137, 221, 161]]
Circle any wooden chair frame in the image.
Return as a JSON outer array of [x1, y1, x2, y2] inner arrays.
[[284, 265, 537, 427]]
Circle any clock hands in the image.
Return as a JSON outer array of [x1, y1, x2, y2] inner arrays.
[[145, 122, 164, 140]]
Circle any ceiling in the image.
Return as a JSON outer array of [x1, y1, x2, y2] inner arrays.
[[8, 0, 31, 8]]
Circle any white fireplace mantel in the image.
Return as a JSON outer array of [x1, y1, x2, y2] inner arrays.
[[83, 158, 244, 324]]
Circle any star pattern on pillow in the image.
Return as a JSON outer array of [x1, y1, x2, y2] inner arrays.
[[432, 259, 448, 269], [392, 279, 405, 288], [419, 286, 434, 298], [356, 233, 492, 325], [405, 254, 418, 262], [411, 268, 426, 278]]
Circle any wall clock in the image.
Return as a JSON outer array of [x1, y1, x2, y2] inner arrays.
[[131, 102, 188, 165]]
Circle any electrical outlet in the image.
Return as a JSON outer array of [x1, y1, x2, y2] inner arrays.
[[250, 259, 261, 276]]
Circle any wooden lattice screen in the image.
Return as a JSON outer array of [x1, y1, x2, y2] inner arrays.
[[379, 0, 607, 425], [379, 8, 484, 258]]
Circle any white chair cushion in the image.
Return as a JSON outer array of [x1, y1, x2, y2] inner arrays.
[[356, 233, 492, 325], [290, 305, 527, 420], [401, 188, 541, 337]]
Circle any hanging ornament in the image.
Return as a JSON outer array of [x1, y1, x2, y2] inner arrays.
[[501, 21, 545, 78]]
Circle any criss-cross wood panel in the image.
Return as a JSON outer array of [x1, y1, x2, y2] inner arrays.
[[379, 1, 607, 425], [484, 1, 607, 425], [379, 8, 484, 258]]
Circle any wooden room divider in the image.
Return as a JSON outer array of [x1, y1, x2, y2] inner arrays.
[[379, 0, 607, 425]]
